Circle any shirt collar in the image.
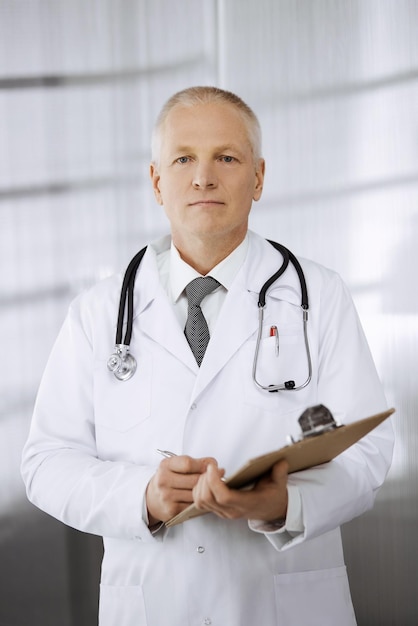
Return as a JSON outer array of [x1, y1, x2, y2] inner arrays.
[[170, 235, 249, 303]]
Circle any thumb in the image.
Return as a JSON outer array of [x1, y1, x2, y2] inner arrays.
[[271, 459, 289, 484]]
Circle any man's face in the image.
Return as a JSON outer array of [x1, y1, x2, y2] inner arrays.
[[150, 101, 265, 248]]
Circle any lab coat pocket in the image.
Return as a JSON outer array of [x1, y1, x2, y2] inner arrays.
[[243, 324, 311, 414], [94, 353, 153, 432], [274, 566, 356, 626], [99, 584, 147, 626], [254, 324, 307, 387]]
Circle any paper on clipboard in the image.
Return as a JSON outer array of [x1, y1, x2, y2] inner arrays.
[[165, 407, 394, 528]]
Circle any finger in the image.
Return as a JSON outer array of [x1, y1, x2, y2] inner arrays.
[[256, 458, 289, 488], [147, 475, 199, 523], [193, 464, 231, 513], [161, 455, 218, 475], [156, 455, 216, 486], [154, 468, 202, 494], [271, 459, 289, 483], [162, 488, 196, 504]]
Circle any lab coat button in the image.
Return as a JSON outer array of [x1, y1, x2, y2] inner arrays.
[[197, 545, 205, 553], [191, 403, 197, 410], [203, 619, 212, 625]]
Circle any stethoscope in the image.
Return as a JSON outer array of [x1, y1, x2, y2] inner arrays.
[[107, 240, 312, 391]]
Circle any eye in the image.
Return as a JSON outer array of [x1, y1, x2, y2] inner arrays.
[[175, 156, 190, 164], [219, 155, 236, 163]]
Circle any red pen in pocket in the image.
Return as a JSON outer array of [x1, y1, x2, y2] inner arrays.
[[270, 325, 279, 356]]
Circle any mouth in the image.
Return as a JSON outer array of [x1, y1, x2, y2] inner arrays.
[[188, 200, 225, 206]]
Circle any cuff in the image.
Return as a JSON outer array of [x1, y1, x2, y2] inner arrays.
[[248, 485, 304, 535]]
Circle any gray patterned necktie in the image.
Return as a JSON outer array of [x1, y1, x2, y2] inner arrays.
[[184, 276, 220, 366]]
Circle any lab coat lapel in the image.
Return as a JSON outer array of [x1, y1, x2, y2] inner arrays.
[[130, 241, 198, 372], [190, 283, 259, 400], [138, 288, 197, 371]]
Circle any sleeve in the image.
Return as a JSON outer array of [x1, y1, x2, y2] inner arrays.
[[21, 295, 161, 543], [258, 268, 394, 551]]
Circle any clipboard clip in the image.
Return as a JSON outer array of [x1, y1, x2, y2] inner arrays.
[[289, 404, 339, 443]]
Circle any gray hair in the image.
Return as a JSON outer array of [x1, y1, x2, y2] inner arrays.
[[151, 86, 262, 165]]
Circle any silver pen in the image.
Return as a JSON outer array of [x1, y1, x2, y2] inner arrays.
[[156, 449, 178, 458]]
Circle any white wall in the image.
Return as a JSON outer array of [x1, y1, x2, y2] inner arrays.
[[1, 1, 417, 624]]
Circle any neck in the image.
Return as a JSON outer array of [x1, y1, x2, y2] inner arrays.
[[172, 231, 247, 275]]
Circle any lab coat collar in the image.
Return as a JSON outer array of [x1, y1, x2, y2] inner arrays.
[[130, 236, 198, 371], [170, 235, 249, 301], [131, 231, 303, 310], [245, 231, 304, 307], [130, 235, 170, 315]]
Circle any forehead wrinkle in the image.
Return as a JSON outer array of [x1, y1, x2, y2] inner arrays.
[[166, 142, 250, 159]]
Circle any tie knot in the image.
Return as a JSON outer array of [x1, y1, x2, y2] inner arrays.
[[185, 276, 220, 307]]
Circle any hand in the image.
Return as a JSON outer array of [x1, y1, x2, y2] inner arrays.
[[192, 459, 289, 522], [146, 455, 217, 525]]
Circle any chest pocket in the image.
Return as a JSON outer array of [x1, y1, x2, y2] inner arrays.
[[242, 322, 312, 415], [254, 324, 307, 387], [93, 353, 153, 432]]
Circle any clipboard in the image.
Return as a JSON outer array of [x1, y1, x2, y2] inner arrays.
[[165, 407, 394, 527]]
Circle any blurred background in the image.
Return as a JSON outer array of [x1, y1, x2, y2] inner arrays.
[[0, 0, 417, 624]]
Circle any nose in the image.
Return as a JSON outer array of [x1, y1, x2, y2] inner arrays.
[[192, 161, 217, 189]]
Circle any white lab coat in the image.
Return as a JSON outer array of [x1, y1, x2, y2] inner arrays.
[[22, 231, 393, 626]]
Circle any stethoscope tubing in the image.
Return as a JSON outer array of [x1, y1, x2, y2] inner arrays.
[[115, 246, 147, 346], [265, 240, 308, 310], [109, 240, 312, 389], [252, 241, 312, 392]]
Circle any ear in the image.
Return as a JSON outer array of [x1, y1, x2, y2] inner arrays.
[[150, 163, 163, 205], [253, 158, 265, 201]]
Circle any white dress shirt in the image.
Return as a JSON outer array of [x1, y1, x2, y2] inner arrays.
[[156, 235, 248, 334]]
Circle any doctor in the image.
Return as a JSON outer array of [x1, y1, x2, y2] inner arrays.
[[22, 86, 393, 626]]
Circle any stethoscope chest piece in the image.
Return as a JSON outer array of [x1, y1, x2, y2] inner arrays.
[[107, 344, 137, 381]]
